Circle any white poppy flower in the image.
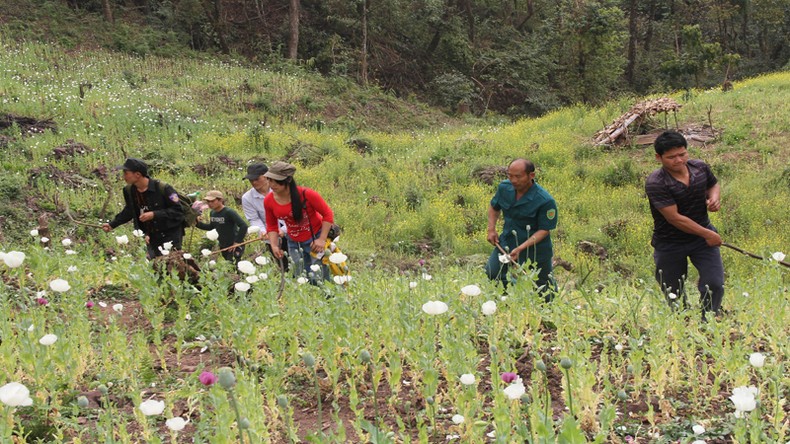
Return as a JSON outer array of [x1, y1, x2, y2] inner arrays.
[[749, 352, 766, 368], [30, 229, 39, 236], [139, 399, 165, 416], [771, 251, 785, 262], [0, 382, 34, 407], [334, 275, 352, 285], [247, 225, 261, 234], [162, 241, 173, 250], [310, 264, 321, 272], [409, 281, 417, 289], [422, 273, 432, 281], [481, 301, 497, 316], [498, 254, 509, 264], [40, 237, 50, 243], [65, 249, 76, 255], [3, 251, 26, 268], [615, 343, 624, 352], [49, 278, 71, 293], [27, 324, 35, 332], [201, 249, 212, 257], [237, 261, 256, 275], [61, 238, 72, 247], [166, 417, 188, 431], [132, 229, 144, 237], [258, 273, 268, 280], [159, 247, 170, 256], [255, 256, 269, 265], [208, 260, 216, 267], [459, 374, 476, 385], [503, 378, 526, 400], [183, 253, 192, 260], [730, 386, 759, 417], [67, 265, 78, 272], [692, 440, 706, 444], [421, 300, 448, 315], [234, 282, 251, 292], [461, 285, 481, 297], [39, 334, 58, 346], [668, 292, 678, 300], [112, 303, 123, 313], [245, 275, 259, 284], [206, 229, 219, 241], [692, 424, 706, 435], [451, 414, 464, 424], [329, 252, 347, 264], [115, 235, 129, 245], [98, 301, 107, 308], [296, 277, 308, 284]]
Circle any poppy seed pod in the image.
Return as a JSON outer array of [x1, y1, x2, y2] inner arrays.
[[217, 367, 236, 390]]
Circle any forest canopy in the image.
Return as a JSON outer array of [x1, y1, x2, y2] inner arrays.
[[2, 0, 789, 117]]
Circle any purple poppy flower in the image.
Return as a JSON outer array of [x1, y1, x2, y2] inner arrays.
[[199, 371, 218, 386], [36, 297, 49, 306], [501, 372, 518, 383]]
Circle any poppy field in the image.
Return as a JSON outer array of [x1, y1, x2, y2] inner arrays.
[[1, 36, 789, 443]]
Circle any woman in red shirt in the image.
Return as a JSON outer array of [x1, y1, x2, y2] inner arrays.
[[264, 161, 334, 283]]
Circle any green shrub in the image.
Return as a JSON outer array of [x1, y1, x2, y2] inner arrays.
[[600, 159, 641, 188]]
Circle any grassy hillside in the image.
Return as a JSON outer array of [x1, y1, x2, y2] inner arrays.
[[0, 38, 788, 443], [1, 34, 788, 278]]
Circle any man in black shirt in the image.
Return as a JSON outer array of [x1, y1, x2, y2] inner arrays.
[[645, 131, 724, 318], [102, 158, 184, 259]]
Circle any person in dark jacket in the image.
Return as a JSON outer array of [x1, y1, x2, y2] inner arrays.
[[102, 158, 184, 259], [195, 190, 248, 263]]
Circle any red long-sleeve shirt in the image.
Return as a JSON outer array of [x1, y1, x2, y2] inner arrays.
[[264, 186, 334, 242]]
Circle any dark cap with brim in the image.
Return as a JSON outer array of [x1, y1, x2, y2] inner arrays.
[[263, 161, 296, 181], [120, 158, 149, 177], [244, 163, 268, 180]]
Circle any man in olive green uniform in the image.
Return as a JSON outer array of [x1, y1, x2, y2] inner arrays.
[[486, 158, 558, 301]]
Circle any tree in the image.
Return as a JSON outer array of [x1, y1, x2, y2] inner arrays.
[[288, 0, 300, 60]]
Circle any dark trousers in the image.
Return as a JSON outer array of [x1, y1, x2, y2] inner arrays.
[[485, 248, 557, 302], [221, 245, 245, 263], [653, 237, 724, 314], [146, 228, 183, 259]]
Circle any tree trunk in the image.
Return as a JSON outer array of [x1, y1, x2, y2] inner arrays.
[[625, 0, 637, 84], [644, 0, 655, 52], [103, 0, 114, 23], [359, 0, 369, 85], [459, 0, 475, 42], [201, 0, 229, 54], [288, 0, 300, 60]]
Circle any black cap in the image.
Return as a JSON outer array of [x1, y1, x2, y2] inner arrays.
[[244, 163, 268, 180], [121, 158, 149, 177]]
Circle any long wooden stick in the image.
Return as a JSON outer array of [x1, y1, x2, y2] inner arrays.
[[208, 237, 264, 256], [493, 242, 530, 276], [64, 203, 104, 228], [723, 242, 790, 268]]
